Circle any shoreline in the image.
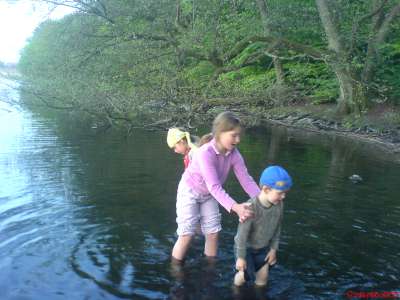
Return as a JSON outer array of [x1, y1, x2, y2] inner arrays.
[[260, 115, 400, 154], [186, 105, 400, 158], [260, 118, 400, 162]]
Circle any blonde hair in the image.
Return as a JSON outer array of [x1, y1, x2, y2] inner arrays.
[[212, 111, 242, 139], [167, 127, 198, 149]]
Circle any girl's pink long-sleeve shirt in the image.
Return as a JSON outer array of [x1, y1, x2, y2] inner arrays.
[[181, 139, 260, 212]]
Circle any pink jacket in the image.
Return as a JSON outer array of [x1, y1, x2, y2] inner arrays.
[[181, 139, 260, 212]]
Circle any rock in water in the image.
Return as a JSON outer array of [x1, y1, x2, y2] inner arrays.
[[349, 174, 363, 183]]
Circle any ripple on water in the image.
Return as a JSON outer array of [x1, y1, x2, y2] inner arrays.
[[0, 191, 32, 215], [68, 230, 169, 299]]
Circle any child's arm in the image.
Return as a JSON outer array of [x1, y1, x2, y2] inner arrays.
[[234, 215, 253, 270], [268, 203, 283, 264], [198, 149, 253, 221], [231, 150, 260, 198], [265, 248, 277, 265], [270, 221, 281, 251], [232, 202, 253, 223], [270, 204, 283, 251], [236, 257, 247, 271], [198, 149, 235, 211]]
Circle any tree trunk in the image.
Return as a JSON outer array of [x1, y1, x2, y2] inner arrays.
[[272, 57, 285, 85], [315, 0, 345, 54], [316, 0, 367, 115], [256, 0, 285, 84], [332, 64, 366, 115]]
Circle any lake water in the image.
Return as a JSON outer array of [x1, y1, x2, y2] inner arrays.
[[1, 77, 399, 299]]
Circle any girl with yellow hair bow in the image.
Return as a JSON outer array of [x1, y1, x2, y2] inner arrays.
[[167, 128, 199, 169]]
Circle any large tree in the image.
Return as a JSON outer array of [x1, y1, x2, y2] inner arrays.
[[18, 0, 400, 127], [253, 0, 400, 115], [317, 0, 400, 114]]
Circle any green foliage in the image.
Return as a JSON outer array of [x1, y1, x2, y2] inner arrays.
[[375, 38, 400, 104], [16, 0, 400, 128], [285, 61, 338, 104], [219, 66, 275, 92], [383, 111, 400, 126], [18, 3, 178, 124], [231, 42, 269, 67], [183, 61, 215, 88]]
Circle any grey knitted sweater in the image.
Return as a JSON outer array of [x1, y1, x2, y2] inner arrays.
[[234, 197, 283, 259]]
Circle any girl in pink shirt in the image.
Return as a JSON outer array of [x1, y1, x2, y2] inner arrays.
[[172, 112, 260, 261]]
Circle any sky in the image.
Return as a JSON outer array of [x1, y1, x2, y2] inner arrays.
[[0, 0, 75, 64]]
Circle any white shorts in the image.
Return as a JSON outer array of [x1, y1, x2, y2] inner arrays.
[[176, 180, 222, 236]]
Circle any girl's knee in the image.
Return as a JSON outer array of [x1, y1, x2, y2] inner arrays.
[[204, 232, 219, 257], [172, 234, 194, 261], [178, 234, 193, 244]]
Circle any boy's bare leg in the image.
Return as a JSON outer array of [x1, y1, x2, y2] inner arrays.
[[255, 264, 270, 286], [204, 232, 218, 257], [172, 235, 193, 261], [233, 270, 246, 286]]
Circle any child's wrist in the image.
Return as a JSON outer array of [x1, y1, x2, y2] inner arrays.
[[231, 202, 238, 213]]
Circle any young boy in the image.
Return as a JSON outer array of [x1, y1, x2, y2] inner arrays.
[[233, 165, 292, 286]]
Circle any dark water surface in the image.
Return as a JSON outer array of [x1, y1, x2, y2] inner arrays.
[[1, 79, 399, 299]]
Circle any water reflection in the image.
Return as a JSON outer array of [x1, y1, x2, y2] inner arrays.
[[1, 77, 400, 299]]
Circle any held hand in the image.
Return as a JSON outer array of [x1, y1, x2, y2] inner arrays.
[[232, 202, 254, 223], [265, 249, 277, 266], [236, 258, 247, 271]]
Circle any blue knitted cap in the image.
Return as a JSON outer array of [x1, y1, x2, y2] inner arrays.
[[259, 165, 293, 191]]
